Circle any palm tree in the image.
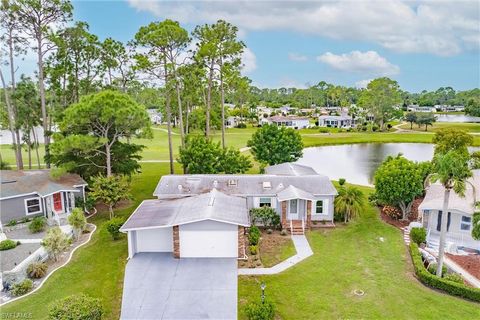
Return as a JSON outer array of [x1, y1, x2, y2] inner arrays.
[[427, 151, 472, 277], [334, 185, 365, 223]]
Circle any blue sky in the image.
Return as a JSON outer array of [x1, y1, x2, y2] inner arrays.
[[17, 1, 480, 92]]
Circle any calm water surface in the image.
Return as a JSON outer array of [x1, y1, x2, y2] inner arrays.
[[435, 114, 480, 123], [297, 143, 479, 186]]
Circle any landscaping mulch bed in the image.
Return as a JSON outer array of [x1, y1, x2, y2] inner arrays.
[[446, 254, 480, 281], [380, 211, 409, 229]]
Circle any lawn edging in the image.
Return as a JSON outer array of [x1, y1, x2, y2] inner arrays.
[[409, 242, 480, 303], [0, 223, 97, 307]]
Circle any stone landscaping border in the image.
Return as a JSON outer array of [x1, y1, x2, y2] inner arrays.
[[0, 223, 97, 306]]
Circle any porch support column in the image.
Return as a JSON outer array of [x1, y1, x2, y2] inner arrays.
[[173, 226, 180, 259], [306, 200, 312, 229], [281, 201, 288, 229]]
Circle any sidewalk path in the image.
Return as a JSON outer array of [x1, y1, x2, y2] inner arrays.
[[238, 235, 313, 275]]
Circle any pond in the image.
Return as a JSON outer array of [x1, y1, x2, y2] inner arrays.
[[297, 143, 479, 186], [435, 114, 480, 123]]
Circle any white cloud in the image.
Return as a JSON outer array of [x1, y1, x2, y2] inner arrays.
[[355, 79, 374, 89], [288, 53, 308, 62], [317, 51, 400, 76], [127, 0, 479, 56], [241, 48, 257, 74]]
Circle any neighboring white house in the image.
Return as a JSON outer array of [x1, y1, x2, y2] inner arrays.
[[256, 106, 273, 118], [147, 109, 162, 124], [418, 169, 480, 252], [318, 114, 354, 128], [225, 116, 240, 128], [434, 105, 465, 112], [407, 105, 436, 113], [260, 116, 310, 129], [120, 163, 337, 259]]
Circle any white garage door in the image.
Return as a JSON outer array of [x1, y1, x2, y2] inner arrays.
[[136, 227, 173, 253], [179, 220, 238, 258]]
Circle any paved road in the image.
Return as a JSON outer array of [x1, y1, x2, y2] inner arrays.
[[121, 253, 238, 319]]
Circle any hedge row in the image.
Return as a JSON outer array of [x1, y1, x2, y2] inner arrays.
[[409, 243, 480, 302]]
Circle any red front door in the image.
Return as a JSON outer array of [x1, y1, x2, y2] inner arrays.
[[53, 193, 62, 212]]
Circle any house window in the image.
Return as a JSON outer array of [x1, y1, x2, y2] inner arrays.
[[259, 197, 272, 207], [315, 200, 324, 214], [461, 216, 471, 231], [289, 199, 298, 214], [25, 197, 42, 215]]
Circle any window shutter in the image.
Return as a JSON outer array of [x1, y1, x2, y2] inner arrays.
[[253, 197, 260, 208], [323, 199, 329, 215], [271, 198, 277, 209]]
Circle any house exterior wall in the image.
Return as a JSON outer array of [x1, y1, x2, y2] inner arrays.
[[310, 195, 334, 221], [0, 194, 44, 224], [423, 209, 479, 250]]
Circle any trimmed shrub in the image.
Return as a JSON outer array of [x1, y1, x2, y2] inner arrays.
[[280, 230, 288, 236], [68, 208, 87, 240], [250, 207, 281, 230], [318, 128, 329, 133], [409, 243, 480, 302], [410, 227, 426, 245], [48, 294, 103, 320], [236, 123, 247, 129], [249, 245, 258, 255], [244, 300, 275, 320], [42, 227, 69, 262], [338, 178, 346, 186], [444, 273, 464, 284], [29, 217, 46, 233], [248, 226, 261, 246], [11, 279, 33, 296], [105, 217, 125, 240], [27, 262, 48, 279], [0, 239, 17, 251]]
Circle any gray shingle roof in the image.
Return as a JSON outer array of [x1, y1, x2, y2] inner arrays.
[[1, 170, 87, 199], [419, 170, 479, 215], [153, 173, 337, 198], [277, 185, 315, 202], [265, 163, 318, 176], [120, 189, 249, 231]]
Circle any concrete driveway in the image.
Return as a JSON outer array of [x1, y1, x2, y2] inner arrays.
[[120, 253, 238, 319]]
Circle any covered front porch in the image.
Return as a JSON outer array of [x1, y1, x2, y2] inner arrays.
[[277, 186, 334, 235], [43, 191, 79, 225]]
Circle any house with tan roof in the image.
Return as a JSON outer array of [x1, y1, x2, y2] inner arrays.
[[418, 169, 480, 251]]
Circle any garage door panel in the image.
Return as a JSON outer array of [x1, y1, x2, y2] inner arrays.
[[136, 228, 173, 253], [179, 220, 237, 258]]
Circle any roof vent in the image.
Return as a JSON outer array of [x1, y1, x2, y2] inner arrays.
[[262, 181, 272, 190], [177, 184, 183, 191], [228, 179, 238, 186]]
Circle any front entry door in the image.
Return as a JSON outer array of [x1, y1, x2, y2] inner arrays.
[[288, 199, 299, 220], [53, 193, 63, 212]]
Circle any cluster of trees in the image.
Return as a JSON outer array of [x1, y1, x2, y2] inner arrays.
[[374, 128, 479, 277], [404, 112, 437, 131]]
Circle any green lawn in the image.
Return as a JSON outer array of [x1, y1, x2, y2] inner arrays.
[[399, 122, 480, 133], [238, 185, 480, 319]]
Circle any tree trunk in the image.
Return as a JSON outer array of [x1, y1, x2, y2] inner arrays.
[[27, 136, 32, 169], [172, 64, 185, 147], [32, 127, 41, 168], [205, 61, 214, 137], [185, 101, 190, 135], [163, 58, 174, 174], [410, 122, 413, 130], [220, 60, 226, 149], [37, 36, 50, 168], [437, 188, 450, 277], [105, 142, 112, 177], [109, 204, 114, 219]]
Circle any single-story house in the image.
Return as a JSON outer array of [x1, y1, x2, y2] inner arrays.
[[0, 170, 87, 226], [147, 109, 162, 124], [318, 114, 354, 128], [418, 169, 479, 251], [120, 163, 337, 259], [407, 105, 436, 113], [260, 116, 310, 129], [434, 105, 465, 112], [225, 116, 240, 128]]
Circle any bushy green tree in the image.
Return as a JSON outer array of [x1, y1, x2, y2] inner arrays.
[[67, 208, 87, 240], [472, 211, 480, 241], [89, 175, 131, 219], [374, 155, 427, 220], [416, 113, 436, 131], [405, 112, 417, 130], [178, 135, 251, 174], [465, 97, 480, 116], [247, 124, 303, 165], [432, 128, 473, 156]]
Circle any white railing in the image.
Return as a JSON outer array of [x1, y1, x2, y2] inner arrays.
[[290, 220, 293, 236], [301, 218, 305, 234]]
